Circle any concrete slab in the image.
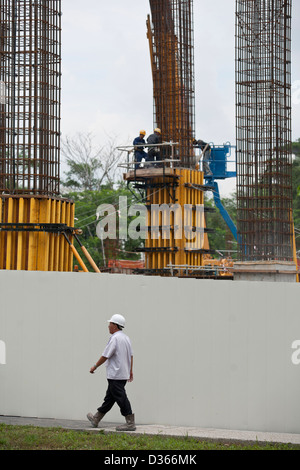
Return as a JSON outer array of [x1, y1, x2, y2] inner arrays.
[[233, 261, 298, 282]]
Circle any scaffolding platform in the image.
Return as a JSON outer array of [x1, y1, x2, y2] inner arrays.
[[123, 166, 180, 182]]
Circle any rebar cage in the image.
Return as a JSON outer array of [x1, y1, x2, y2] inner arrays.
[[147, 0, 195, 168], [235, 0, 293, 261], [0, 0, 61, 196]]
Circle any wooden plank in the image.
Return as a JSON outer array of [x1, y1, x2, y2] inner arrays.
[[0, 198, 3, 268], [5, 198, 13, 270], [48, 199, 56, 271], [68, 202, 75, 271], [53, 201, 61, 272], [58, 202, 66, 271], [27, 199, 39, 271], [37, 199, 51, 271], [123, 168, 177, 181], [16, 198, 24, 270]]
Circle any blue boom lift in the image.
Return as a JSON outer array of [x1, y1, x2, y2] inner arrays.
[[200, 142, 238, 242]]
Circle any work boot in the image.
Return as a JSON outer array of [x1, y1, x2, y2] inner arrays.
[[87, 411, 105, 428], [116, 414, 136, 432]]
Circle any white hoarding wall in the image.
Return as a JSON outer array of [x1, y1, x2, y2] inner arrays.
[[0, 270, 299, 434]]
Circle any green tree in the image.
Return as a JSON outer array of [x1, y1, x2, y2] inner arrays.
[[60, 132, 146, 270], [292, 138, 300, 157], [204, 193, 238, 259], [63, 185, 145, 270]]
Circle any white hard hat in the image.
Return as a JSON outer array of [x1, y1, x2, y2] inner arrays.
[[108, 314, 126, 328]]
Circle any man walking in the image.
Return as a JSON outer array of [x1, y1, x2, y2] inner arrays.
[[87, 314, 136, 431]]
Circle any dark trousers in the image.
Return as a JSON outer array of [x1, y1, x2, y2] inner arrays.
[[147, 149, 161, 162], [134, 151, 147, 169], [98, 379, 133, 417]]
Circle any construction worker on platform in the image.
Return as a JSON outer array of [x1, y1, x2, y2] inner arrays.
[[147, 128, 162, 165], [193, 139, 213, 176], [133, 130, 147, 169]]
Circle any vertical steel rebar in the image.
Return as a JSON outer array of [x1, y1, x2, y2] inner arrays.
[[147, 0, 195, 168], [0, 0, 61, 196], [235, 0, 293, 261]]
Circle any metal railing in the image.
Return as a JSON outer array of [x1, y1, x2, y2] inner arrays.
[[117, 142, 181, 172]]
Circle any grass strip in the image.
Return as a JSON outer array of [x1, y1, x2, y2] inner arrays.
[[0, 424, 299, 451]]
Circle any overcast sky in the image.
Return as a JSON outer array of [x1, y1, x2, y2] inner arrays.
[[60, 1, 300, 196]]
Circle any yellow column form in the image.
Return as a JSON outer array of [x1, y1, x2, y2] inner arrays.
[[48, 199, 57, 271], [58, 202, 66, 272], [5, 198, 14, 270], [0, 198, 3, 268], [27, 198, 39, 271], [177, 169, 186, 268], [16, 198, 25, 271], [127, 167, 208, 276], [0, 196, 75, 272], [37, 199, 51, 271]]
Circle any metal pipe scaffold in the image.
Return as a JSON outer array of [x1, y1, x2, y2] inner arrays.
[[0, 1, 81, 272], [235, 0, 294, 261], [0, 0, 62, 196]]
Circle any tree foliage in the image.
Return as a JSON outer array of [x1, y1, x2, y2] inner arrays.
[[61, 132, 122, 191], [204, 193, 238, 259], [63, 185, 144, 270], [61, 133, 143, 270], [292, 138, 300, 158]]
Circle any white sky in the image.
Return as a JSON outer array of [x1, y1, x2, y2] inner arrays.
[[60, 1, 300, 196]]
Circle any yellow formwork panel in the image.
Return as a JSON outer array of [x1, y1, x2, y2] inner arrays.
[[145, 168, 206, 273], [0, 196, 75, 272]]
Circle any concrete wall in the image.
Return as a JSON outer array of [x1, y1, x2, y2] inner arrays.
[[0, 270, 300, 434]]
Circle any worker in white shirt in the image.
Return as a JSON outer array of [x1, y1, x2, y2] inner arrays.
[[87, 314, 136, 432]]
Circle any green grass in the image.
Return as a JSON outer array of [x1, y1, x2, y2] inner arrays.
[[0, 424, 299, 450]]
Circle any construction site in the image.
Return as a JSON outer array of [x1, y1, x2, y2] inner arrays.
[[0, 1, 300, 436]]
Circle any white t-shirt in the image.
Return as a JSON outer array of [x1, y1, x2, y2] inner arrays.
[[102, 330, 133, 380]]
